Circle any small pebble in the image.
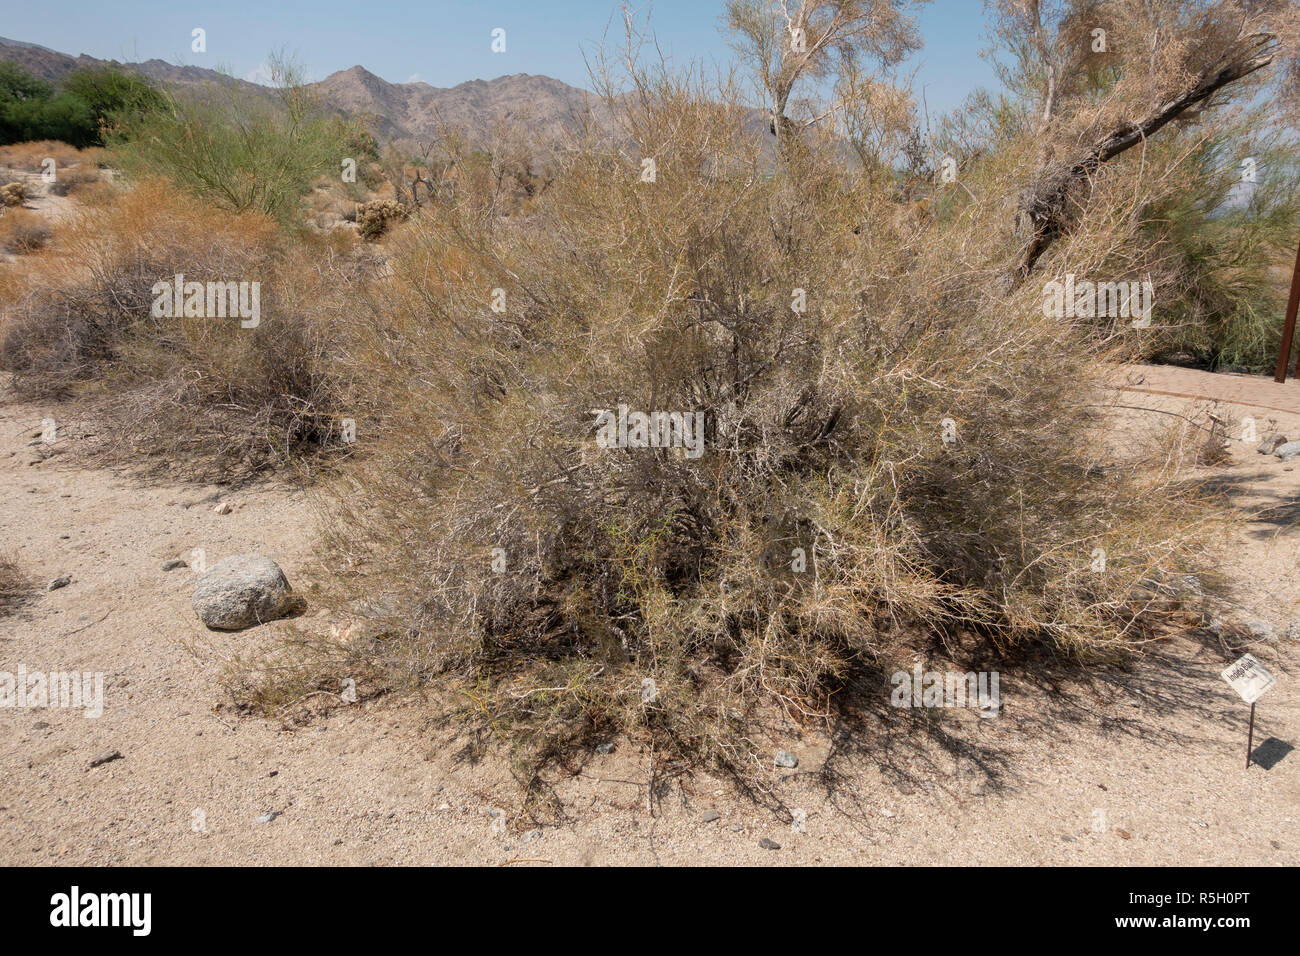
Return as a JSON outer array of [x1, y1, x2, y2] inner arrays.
[[255, 812, 279, 824], [774, 750, 798, 769], [47, 576, 71, 591], [700, 809, 721, 823], [758, 838, 781, 850]]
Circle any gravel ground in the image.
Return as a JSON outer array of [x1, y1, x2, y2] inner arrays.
[[1, 366, 1297, 866]]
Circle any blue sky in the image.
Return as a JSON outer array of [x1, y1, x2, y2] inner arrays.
[[2, 0, 998, 116]]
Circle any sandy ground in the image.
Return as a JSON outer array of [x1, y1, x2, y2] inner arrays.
[[1, 365, 1297, 866]]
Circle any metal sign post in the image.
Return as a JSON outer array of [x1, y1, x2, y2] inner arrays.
[[1221, 654, 1276, 768], [1246, 702, 1256, 770]]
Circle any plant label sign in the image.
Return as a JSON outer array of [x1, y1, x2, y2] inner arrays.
[[1221, 654, 1276, 705]]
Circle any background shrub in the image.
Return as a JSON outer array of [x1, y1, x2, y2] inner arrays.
[[108, 57, 371, 227]]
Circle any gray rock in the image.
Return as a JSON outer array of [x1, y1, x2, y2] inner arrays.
[[1287, 620, 1300, 642], [87, 750, 122, 768], [213, 501, 233, 515], [774, 749, 798, 769], [1257, 434, 1288, 455], [700, 809, 721, 822], [1275, 441, 1300, 461], [161, 559, 188, 572], [521, 829, 542, 844], [758, 838, 781, 850], [1246, 619, 1273, 641], [46, 576, 70, 591], [595, 742, 615, 755], [255, 811, 279, 824], [192, 554, 298, 630]]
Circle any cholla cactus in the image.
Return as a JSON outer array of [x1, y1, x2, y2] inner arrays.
[[355, 199, 409, 240], [0, 182, 27, 207]]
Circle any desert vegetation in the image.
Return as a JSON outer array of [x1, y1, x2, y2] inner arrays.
[[2, 0, 1298, 806]]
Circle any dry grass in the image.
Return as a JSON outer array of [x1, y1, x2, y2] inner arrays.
[[47, 165, 102, 197], [0, 554, 30, 618], [0, 178, 359, 479], [0, 141, 88, 170], [0, 208, 53, 254]]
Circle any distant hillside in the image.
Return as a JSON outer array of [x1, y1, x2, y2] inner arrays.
[[0, 37, 600, 148]]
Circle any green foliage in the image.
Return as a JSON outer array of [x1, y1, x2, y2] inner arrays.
[[0, 61, 159, 147], [61, 66, 164, 128], [108, 56, 370, 226], [1144, 122, 1300, 371]]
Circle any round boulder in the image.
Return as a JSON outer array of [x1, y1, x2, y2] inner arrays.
[[192, 554, 298, 630]]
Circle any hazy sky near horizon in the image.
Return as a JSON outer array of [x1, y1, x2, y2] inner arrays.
[[2, 0, 999, 116]]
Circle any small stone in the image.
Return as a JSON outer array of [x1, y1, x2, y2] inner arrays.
[[595, 742, 615, 754], [730, 824, 743, 832], [880, 809, 895, 818], [1275, 441, 1300, 461], [1257, 434, 1288, 455], [47, 576, 71, 591], [438, 803, 450, 811], [87, 750, 122, 768], [1117, 829, 1132, 840], [255, 812, 279, 824], [33, 721, 50, 730], [1286, 620, 1300, 642], [161, 559, 188, 572], [1246, 619, 1273, 641], [774, 749, 798, 768], [521, 829, 542, 844], [758, 838, 781, 850], [700, 809, 721, 823], [1060, 835, 1076, 843], [333, 838, 344, 846]]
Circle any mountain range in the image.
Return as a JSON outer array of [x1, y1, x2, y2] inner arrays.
[[0, 35, 601, 146]]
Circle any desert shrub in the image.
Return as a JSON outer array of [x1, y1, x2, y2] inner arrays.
[[59, 66, 164, 133], [299, 64, 1212, 798], [47, 164, 101, 197], [0, 62, 157, 148], [1140, 128, 1300, 371], [0, 207, 52, 253], [0, 181, 23, 206], [354, 198, 408, 240], [109, 57, 371, 227], [0, 179, 357, 477]]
